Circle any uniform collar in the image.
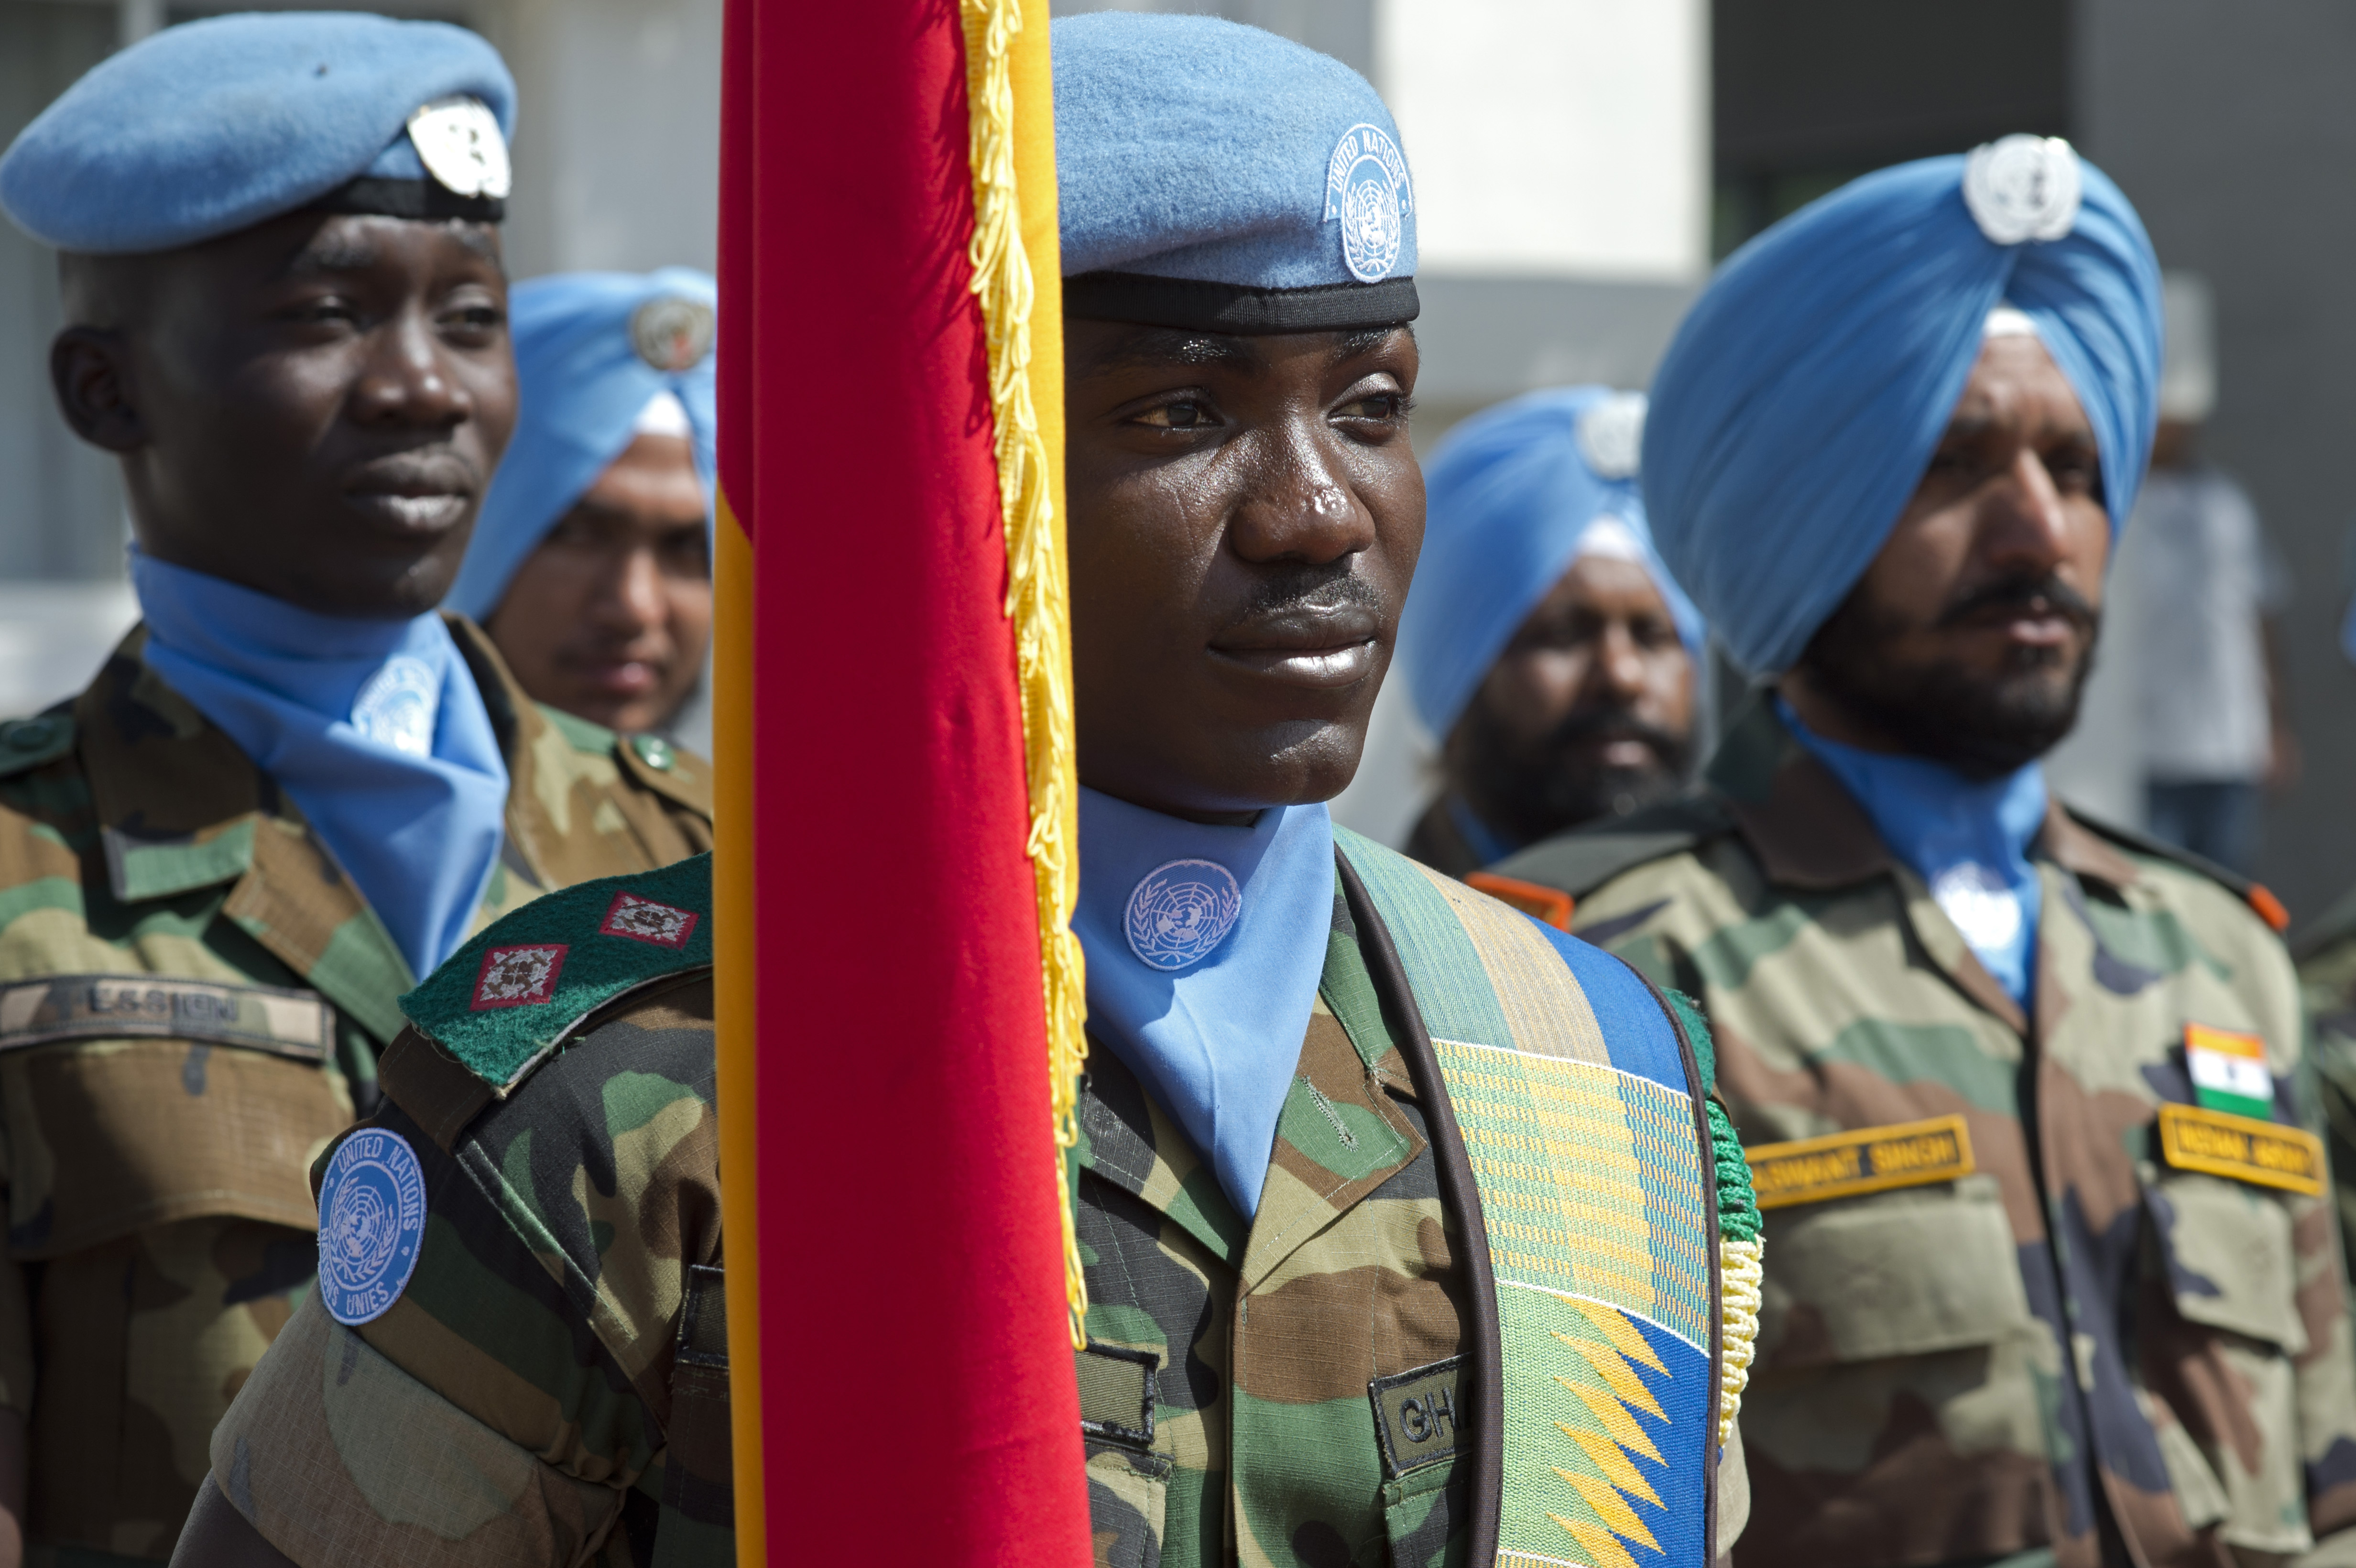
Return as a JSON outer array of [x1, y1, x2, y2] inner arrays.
[[74, 614, 562, 1039], [1705, 695, 2142, 1035], [1706, 695, 2141, 893]]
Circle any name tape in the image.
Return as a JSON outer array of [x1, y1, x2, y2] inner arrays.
[[0, 974, 332, 1062], [1368, 1354, 1469, 1481], [2155, 1102, 2323, 1197], [1747, 1113, 1975, 1210]]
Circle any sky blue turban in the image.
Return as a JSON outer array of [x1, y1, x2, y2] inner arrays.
[[445, 269, 717, 623], [1053, 13, 1416, 333], [1399, 387, 1704, 741], [1642, 137, 2163, 676], [1, 12, 514, 254]]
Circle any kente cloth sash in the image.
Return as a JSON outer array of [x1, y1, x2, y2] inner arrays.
[[1337, 827, 1740, 1568]]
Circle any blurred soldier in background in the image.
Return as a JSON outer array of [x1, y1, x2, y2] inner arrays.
[[1396, 387, 1703, 878], [444, 270, 717, 752], [2122, 272, 2295, 876], [0, 16, 710, 1560], [1495, 139, 2356, 1568]]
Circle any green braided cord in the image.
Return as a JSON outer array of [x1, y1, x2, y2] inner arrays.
[[1707, 1096, 1760, 1243], [1663, 987, 1761, 1244]]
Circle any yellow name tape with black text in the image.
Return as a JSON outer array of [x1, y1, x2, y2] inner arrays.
[[1747, 1113, 1975, 1210], [2155, 1102, 2324, 1197]]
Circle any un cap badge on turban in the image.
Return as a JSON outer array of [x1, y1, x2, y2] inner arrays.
[[632, 295, 719, 373], [1963, 135, 2082, 245], [1577, 392, 1647, 481]]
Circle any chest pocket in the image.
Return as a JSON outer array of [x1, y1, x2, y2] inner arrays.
[[0, 975, 348, 1257], [2148, 1174, 2307, 1353], [1758, 1175, 2037, 1368]]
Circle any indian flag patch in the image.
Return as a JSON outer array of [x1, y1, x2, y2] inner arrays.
[[2185, 1023, 2272, 1119]]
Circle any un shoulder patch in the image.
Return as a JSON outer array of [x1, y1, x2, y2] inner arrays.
[[316, 1128, 427, 1325]]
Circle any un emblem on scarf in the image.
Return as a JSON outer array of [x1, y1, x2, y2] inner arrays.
[[1962, 134, 2081, 246], [1324, 123, 1412, 283], [351, 654, 439, 758], [1125, 859, 1243, 972], [316, 1129, 428, 1326]]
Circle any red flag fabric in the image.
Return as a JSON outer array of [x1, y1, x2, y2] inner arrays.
[[713, 2, 1090, 1561]]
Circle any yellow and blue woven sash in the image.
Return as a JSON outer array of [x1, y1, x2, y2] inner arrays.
[[1340, 829, 1716, 1568]]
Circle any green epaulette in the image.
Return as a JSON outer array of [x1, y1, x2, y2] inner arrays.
[[0, 711, 75, 780], [399, 852, 712, 1094], [1489, 791, 1733, 900]]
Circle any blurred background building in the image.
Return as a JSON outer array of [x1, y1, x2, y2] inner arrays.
[[3, 0, 2355, 924]]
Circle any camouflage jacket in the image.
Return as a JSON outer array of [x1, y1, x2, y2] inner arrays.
[[209, 855, 723, 1568], [1496, 697, 2356, 1568], [207, 849, 1750, 1568], [1077, 845, 1747, 1568], [0, 619, 710, 1563], [2294, 898, 2356, 1285]]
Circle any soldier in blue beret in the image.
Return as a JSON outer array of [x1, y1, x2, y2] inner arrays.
[[0, 15, 712, 1562], [186, 14, 1754, 1568]]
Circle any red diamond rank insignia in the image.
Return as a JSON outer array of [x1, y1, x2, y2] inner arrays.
[[599, 891, 700, 949], [472, 944, 568, 1010]]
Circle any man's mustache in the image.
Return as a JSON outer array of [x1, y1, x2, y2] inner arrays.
[[1546, 703, 1688, 763], [1232, 567, 1385, 622], [1935, 572, 2099, 632]]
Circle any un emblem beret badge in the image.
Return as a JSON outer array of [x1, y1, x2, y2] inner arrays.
[[1324, 123, 1412, 284], [633, 295, 718, 373], [1125, 859, 1243, 972], [1963, 134, 2081, 246], [407, 94, 512, 200], [316, 1128, 428, 1326]]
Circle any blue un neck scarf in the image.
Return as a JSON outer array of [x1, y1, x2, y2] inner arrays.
[[1778, 697, 2049, 1005], [1075, 787, 1336, 1221], [131, 551, 511, 985]]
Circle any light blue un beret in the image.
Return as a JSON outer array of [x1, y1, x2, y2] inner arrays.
[[1052, 13, 1417, 333], [1642, 136, 2161, 676], [0, 11, 516, 255], [447, 269, 718, 623], [1400, 387, 1705, 741]]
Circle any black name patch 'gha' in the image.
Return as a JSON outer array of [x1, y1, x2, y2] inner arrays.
[[1369, 1354, 1468, 1480]]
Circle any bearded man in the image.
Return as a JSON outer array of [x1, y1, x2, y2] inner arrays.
[[1398, 387, 1703, 878], [1494, 140, 2356, 1568]]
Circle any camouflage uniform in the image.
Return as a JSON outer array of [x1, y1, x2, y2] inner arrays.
[[0, 619, 709, 1565], [2294, 901, 2356, 1284], [205, 850, 1747, 1568], [1495, 696, 2356, 1568]]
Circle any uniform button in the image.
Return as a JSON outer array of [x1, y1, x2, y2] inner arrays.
[[7, 719, 56, 751], [633, 735, 674, 771]]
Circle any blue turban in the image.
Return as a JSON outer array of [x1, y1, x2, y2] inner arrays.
[[1642, 136, 2163, 676], [1399, 387, 1704, 740], [1, 12, 514, 254], [446, 269, 717, 623], [1053, 13, 1416, 333]]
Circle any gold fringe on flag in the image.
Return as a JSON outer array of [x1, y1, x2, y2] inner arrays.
[[960, 0, 1091, 1346]]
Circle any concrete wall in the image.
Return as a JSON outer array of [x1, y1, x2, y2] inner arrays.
[[2075, 0, 2356, 928]]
